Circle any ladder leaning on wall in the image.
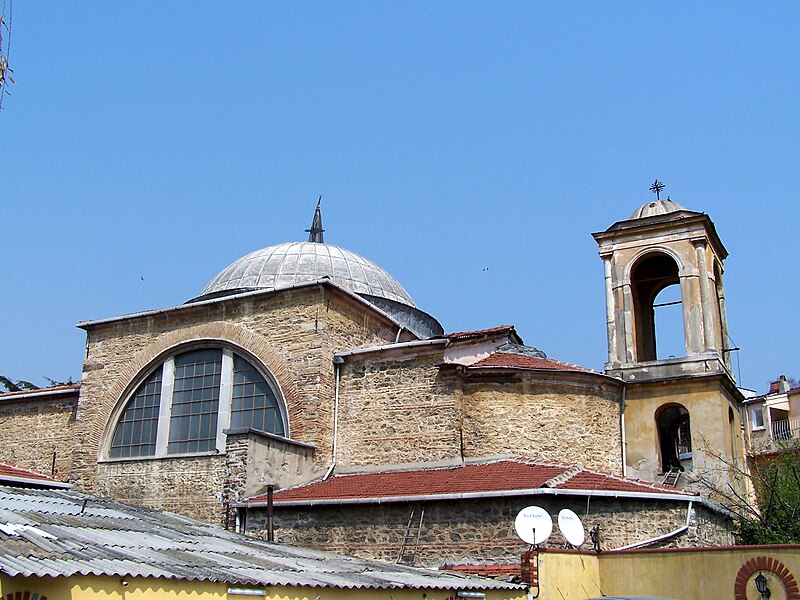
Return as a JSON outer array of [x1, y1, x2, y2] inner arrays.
[[397, 504, 425, 565], [662, 467, 682, 487]]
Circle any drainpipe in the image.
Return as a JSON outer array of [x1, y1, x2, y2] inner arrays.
[[324, 357, 343, 480], [620, 384, 627, 478], [614, 500, 693, 550]]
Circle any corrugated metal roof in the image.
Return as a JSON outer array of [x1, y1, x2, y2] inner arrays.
[[0, 485, 523, 592]]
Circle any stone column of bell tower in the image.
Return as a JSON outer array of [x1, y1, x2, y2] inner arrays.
[[593, 194, 747, 502]]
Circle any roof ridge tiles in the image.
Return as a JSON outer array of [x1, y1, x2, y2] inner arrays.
[[542, 465, 582, 488], [442, 325, 516, 340], [470, 352, 598, 374]]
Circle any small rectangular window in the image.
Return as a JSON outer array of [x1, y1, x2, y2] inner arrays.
[[751, 407, 765, 430]]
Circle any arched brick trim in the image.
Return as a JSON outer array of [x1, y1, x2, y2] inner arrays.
[[91, 321, 303, 455], [734, 556, 800, 600]]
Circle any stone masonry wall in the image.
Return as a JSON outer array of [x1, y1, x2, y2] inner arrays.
[[249, 496, 733, 568], [0, 394, 77, 480], [96, 455, 226, 524], [75, 285, 396, 521], [337, 349, 462, 467], [462, 376, 623, 474]]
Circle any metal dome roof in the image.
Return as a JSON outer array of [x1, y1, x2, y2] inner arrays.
[[628, 198, 688, 220], [200, 242, 416, 307]]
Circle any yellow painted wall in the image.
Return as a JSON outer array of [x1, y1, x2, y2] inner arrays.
[[536, 551, 602, 600], [0, 575, 527, 600], [624, 376, 748, 499], [599, 547, 800, 600], [525, 546, 800, 600]]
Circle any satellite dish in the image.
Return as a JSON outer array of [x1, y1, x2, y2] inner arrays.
[[514, 506, 553, 545], [558, 508, 586, 547]]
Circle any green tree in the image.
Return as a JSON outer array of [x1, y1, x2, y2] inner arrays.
[[0, 375, 39, 392], [737, 448, 800, 544], [0, 376, 74, 393]]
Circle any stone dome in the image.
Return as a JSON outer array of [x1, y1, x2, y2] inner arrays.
[[199, 242, 416, 307], [628, 198, 688, 220]]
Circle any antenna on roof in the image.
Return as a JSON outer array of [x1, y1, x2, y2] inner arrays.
[[305, 195, 325, 243]]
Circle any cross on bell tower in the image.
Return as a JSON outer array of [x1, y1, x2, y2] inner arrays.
[[649, 179, 665, 201]]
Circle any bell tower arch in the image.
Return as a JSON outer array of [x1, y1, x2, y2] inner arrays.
[[593, 186, 746, 500]]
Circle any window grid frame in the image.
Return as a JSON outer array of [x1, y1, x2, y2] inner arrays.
[[230, 354, 286, 436], [167, 349, 223, 455], [109, 366, 163, 458], [107, 346, 287, 460]]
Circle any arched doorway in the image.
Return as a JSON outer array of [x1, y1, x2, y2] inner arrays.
[[655, 404, 693, 473]]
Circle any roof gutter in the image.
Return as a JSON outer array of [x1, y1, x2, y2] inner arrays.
[[0, 476, 72, 489], [240, 487, 699, 509], [334, 338, 448, 360], [0, 386, 81, 401]]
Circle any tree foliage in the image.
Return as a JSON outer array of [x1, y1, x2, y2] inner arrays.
[[0, 375, 39, 392], [737, 449, 800, 544], [0, 375, 75, 393], [0, 0, 13, 109]]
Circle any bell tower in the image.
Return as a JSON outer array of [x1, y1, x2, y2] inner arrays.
[[593, 185, 746, 498]]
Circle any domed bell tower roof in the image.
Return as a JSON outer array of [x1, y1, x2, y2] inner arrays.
[[628, 198, 688, 220]]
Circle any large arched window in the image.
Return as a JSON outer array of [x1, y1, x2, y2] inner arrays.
[[109, 348, 286, 459]]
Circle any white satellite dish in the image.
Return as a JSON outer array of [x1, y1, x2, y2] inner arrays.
[[514, 506, 553, 545], [558, 508, 586, 547]]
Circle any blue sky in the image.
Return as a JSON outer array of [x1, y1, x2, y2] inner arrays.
[[2, 2, 798, 392]]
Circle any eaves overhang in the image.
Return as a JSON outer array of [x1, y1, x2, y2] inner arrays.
[[239, 487, 699, 509], [593, 212, 728, 260], [76, 279, 410, 335], [621, 370, 744, 402], [0, 384, 81, 402], [0, 475, 72, 489], [335, 338, 448, 362], [458, 364, 625, 388]]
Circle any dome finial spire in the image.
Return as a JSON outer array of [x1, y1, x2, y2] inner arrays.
[[306, 195, 325, 243]]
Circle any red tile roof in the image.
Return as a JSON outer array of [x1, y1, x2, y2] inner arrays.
[[444, 326, 517, 341], [248, 460, 689, 505], [0, 463, 70, 487], [471, 352, 593, 373], [0, 383, 81, 399]]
